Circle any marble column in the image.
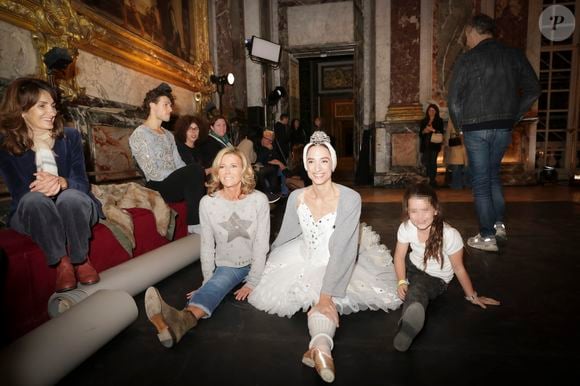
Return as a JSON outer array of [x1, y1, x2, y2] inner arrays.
[[375, 0, 424, 186], [214, 0, 248, 115], [244, 0, 263, 108], [386, 0, 423, 122]]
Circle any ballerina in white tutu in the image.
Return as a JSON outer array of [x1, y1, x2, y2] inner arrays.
[[248, 131, 401, 383]]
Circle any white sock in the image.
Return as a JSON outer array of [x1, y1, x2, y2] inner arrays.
[[188, 224, 202, 234], [307, 311, 336, 355]]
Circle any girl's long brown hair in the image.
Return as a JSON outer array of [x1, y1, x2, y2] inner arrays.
[[403, 183, 444, 268], [0, 78, 63, 155]]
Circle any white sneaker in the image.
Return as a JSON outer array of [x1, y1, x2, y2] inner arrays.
[[467, 234, 498, 252], [494, 223, 507, 240]]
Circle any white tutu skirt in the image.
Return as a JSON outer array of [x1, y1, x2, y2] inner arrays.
[[249, 223, 402, 317]]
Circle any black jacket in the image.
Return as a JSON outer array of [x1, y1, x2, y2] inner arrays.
[[448, 39, 541, 131]]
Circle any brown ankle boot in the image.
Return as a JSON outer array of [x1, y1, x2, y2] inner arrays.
[[55, 256, 77, 293], [74, 258, 100, 285], [144, 287, 197, 348]]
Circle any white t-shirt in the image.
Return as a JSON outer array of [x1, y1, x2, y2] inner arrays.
[[397, 220, 464, 283]]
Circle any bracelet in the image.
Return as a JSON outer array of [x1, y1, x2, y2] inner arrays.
[[397, 279, 409, 287], [465, 292, 478, 303]]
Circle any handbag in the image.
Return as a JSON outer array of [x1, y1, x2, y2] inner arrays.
[[449, 136, 462, 147], [430, 132, 443, 144]]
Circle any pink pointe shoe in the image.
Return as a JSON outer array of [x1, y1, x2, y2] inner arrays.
[[302, 347, 335, 383]]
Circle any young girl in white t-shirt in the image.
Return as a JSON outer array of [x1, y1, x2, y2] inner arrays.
[[393, 183, 500, 352]]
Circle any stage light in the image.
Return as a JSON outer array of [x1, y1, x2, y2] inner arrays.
[[267, 86, 287, 106], [210, 73, 235, 86], [209, 73, 235, 114], [245, 36, 281, 65]]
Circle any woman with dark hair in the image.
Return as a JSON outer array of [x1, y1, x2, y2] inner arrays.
[[129, 83, 206, 234], [173, 115, 205, 167], [199, 115, 233, 169], [419, 104, 445, 187], [0, 77, 101, 292], [249, 132, 401, 383]]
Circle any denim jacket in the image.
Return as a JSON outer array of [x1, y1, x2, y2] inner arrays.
[[448, 39, 541, 130]]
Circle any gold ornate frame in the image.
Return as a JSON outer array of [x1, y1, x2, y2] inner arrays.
[[0, 0, 213, 96]]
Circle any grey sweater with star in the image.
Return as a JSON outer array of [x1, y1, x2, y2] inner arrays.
[[199, 190, 270, 288]]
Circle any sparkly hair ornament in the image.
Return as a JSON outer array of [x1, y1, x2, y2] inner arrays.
[[303, 131, 337, 172]]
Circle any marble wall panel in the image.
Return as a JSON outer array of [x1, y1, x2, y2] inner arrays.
[[390, 0, 421, 105], [215, 0, 247, 115], [287, 2, 354, 47], [391, 132, 418, 166], [0, 20, 39, 79], [76, 51, 195, 115], [495, 0, 528, 50], [431, 0, 472, 107]]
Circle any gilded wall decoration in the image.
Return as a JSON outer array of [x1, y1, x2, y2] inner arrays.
[[0, 0, 213, 95], [0, 0, 99, 100]]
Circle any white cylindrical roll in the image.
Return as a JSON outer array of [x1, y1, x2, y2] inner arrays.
[[0, 290, 138, 386], [48, 234, 200, 317]]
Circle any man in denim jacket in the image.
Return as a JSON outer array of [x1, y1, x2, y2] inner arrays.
[[448, 14, 540, 252]]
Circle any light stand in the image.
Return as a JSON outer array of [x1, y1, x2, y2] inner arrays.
[[210, 73, 235, 113]]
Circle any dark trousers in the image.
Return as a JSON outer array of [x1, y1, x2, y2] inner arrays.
[[9, 190, 98, 265], [146, 163, 205, 225], [403, 258, 447, 315], [256, 164, 280, 193], [421, 149, 439, 185]]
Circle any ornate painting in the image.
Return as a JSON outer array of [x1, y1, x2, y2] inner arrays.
[[78, 0, 192, 62], [318, 62, 353, 93]]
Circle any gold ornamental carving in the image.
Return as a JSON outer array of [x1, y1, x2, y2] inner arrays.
[[0, 0, 214, 97], [0, 0, 99, 100], [70, 0, 213, 95], [385, 104, 425, 123]]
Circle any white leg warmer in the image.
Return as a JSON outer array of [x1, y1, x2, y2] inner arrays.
[[308, 311, 336, 353]]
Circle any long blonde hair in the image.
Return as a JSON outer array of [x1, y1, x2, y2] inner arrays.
[[206, 147, 256, 196]]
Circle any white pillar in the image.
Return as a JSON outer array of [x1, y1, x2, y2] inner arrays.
[[244, 0, 264, 107], [419, 0, 434, 105], [375, 0, 390, 121]]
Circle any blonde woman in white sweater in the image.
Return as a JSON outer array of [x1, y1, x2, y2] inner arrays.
[[144, 147, 270, 348]]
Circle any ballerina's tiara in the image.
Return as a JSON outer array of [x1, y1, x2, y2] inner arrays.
[[309, 131, 331, 145]]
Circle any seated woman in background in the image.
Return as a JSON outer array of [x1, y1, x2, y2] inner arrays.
[[144, 148, 270, 348], [199, 115, 233, 170], [0, 78, 101, 293], [173, 114, 205, 167], [129, 83, 205, 234]]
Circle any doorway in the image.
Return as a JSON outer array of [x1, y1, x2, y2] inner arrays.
[[295, 55, 355, 181]]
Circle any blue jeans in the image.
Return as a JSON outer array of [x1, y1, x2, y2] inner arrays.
[[463, 128, 512, 237], [188, 265, 250, 317]]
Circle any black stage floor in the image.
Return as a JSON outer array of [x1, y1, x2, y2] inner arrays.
[[58, 200, 580, 385]]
